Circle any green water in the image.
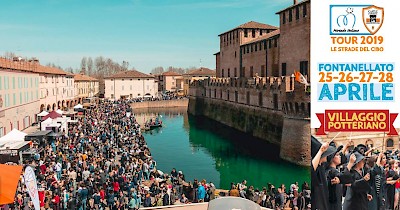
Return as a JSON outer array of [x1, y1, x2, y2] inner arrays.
[[136, 107, 310, 190]]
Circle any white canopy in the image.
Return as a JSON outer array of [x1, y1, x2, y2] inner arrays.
[[42, 118, 53, 124], [37, 110, 49, 117], [0, 129, 27, 143], [74, 104, 83, 109], [56, 109, 63, 115]]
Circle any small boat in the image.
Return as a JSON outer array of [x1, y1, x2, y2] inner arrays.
[[145, 117, 162, 130]]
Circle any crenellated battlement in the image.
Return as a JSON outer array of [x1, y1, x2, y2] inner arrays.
[[189, 76, 310, 118]]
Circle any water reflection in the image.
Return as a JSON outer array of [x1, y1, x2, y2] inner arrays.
[[135, 107, 310, 190]]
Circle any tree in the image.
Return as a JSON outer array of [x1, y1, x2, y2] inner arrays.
[[87, 57, 93, 76], [80, 57, 87, 74], [3, 51, 16, 59], [151, 66, 164, 75]]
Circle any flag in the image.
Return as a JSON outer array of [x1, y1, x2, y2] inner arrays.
[[0, 164, 23, 205], [23, 166, 40, 210], [294, 71, 309, 86]]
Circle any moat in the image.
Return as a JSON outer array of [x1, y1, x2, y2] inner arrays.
[[134, 107, 310, 190]]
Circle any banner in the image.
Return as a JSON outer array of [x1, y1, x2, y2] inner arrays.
[[311, 0, 400, 133], [23, 166, 40, 210]]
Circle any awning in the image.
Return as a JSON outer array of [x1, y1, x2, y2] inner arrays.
[[37, 111, 49, 117], [74, 104, 83, 109], [0, 129, 27, 143]]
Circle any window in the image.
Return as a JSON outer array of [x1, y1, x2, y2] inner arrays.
[[296, 6, 300, 20], [234, 68, 237, 77], [261, 65, 266, 77], [255, 44, 257, 52], [269, 39, 272, 48], [244, 29, 248, 37], [222, 69, 225, 77], [0, 127, 4, 137], [260, 30, 263, 36], [300, 61, 309, 77], [250, 66, 254, 77], [264, 41, 267, 49], [275, 39, 278, 47], [228, 68, 230, 77], [20, 93, 22, 104], [289, 9, 293, 22], [259, 42, 262, 51], [235, 51, 237, 58], [251, 44, 253, 52], [247, 46, 249, 53], [12, 77, 15, 89], [387, 139, 394, 147], [303, 4, 307, 17], [283, 12, 286, 24], [252, 29, 255, 38], [282, 63, 287, 76], [13, 93, 16, 105]]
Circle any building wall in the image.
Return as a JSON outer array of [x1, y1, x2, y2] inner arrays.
[[219, 29, 240, 78], [0, 70, 40, 136], [218, 28, 278, 78], [74, 80, 99, 99], [188, 77, 311, 166], [162, 75, 183, 92], [105, 78, 158, 99], [39, 74, 75, 111], [183, 75, 216, 96], [278, 2, 310, 77]]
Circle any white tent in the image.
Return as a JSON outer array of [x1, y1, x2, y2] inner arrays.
[[74, 104, 83, 109], [55, 109, 63, 115], [37, 111, 49, 117], [0, 129, 27, 143]]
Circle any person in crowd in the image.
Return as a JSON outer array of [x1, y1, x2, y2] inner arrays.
[[343, 151, 372, 210]]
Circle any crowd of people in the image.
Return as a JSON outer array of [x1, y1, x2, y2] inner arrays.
[[5, 99, 308, 210], [313, 135, 400, 210]]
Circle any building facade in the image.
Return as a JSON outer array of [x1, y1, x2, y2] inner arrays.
[[276, 0, 310, 78], [37, 64, 76, 112], [183, 67, 216, 95], [104, 70, 158, 99], [216, 21, 278, 78], [74, 73, 99, 100], [215, 0, 310, 79], [0, 58, 40, 136], [156, 71, 183, 93]]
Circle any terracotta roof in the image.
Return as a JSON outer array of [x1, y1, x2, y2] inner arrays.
[[35, 65, 68, 75], [219, 21, 278, 36], [241, 29, 280, 46], [276, 0, 310, 14], [162, 71, 182, 76], [0, 57, 39, 73], [185, 67, 216, 76], [105, 70, 154, 79], [74, 73, 98, 81]]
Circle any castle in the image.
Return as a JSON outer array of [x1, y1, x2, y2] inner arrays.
[[188, 0, 311, 166]]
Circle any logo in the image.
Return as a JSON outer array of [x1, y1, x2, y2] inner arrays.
[[362, 5, 384, 35], [336, 7, 357, 30], [330, 5, 384, 35]]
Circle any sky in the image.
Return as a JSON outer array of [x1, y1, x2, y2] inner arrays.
[[0, 0, 293, 74]]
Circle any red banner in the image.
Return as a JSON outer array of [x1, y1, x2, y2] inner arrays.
[[316, 110, 398, 135]]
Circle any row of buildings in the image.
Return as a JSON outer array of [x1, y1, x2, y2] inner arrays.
[[0, 57, 100, 137], [102, 67, 216, 99], [0, 56, 216, 136]]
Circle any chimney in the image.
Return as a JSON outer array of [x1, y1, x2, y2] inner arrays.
[[293, 0, 298, 4]]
